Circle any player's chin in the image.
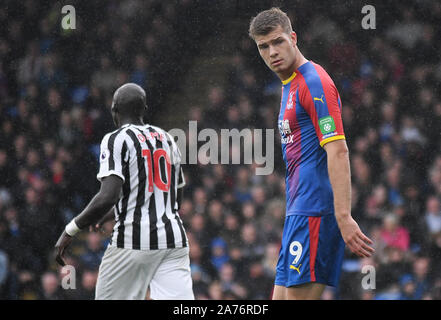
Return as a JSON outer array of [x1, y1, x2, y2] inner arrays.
[[272, 63, 288, 74]]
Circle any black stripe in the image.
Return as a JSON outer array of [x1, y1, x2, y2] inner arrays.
[[126, 129, 146, 250], [116, 141, 129, 248], [148, 186, 158, 249], [107, 129, 123, 171], [170, 165, 177, 213], [134, 128, 158, 250]]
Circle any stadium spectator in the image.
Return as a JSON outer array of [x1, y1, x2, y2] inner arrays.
[[425, 196, 441, 236], [78, 232, 106, 271], [39, 272, 65, 300], [379, 213, 410, 252], [74, 270, 98, 300]]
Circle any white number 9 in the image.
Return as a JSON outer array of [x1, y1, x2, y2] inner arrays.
[[289, 241, 303, 265]]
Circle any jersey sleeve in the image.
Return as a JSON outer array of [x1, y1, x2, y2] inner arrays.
[[299, 70, 345, 148], [164, 131, 186, 189], [96, 131, 127, 183], [177, 166, 186, 189]]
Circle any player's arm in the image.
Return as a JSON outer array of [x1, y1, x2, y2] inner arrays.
[[55, 175, 123, 266], [323, 140, 374, 257], [75, 175, 122, 228], [55, 131, 127, 266], [299, 72, 374, 257]]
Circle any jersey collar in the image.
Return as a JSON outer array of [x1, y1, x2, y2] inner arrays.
[[281, 71, 297, 85]]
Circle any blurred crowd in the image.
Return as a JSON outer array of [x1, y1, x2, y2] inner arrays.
[[1, 0, 441, 300]]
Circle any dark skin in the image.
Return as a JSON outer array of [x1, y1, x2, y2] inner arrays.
[[55, 83, 183, 266]]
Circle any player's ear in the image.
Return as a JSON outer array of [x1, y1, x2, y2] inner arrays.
[[291, 31, 297, 46], [142, 103, 150, 123], [111, 100, 118, 113]]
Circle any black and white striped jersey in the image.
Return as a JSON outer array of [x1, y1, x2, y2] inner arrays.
[[97, 123, 187, 250]]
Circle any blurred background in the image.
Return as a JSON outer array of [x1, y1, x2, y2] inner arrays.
[[0, 0, 441, 300]]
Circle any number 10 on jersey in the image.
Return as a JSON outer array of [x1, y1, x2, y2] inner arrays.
[[142, 149, 171, 192]]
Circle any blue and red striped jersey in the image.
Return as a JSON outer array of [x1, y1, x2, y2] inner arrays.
[[278, 61, 345, 217]]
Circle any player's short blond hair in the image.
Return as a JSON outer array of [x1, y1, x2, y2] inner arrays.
[[248, 7, 293, 40]]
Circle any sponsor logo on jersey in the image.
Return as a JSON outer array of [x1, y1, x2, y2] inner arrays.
[[281, 135, 294, 144], [314, 94, 324, 104], [278, 119, 291, 136]]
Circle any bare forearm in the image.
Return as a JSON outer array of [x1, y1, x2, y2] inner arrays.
[[74, 194, 116, 229], [98, 207, 116, 225], [327, 148, 351, 222], [323, 141, 374, 257]]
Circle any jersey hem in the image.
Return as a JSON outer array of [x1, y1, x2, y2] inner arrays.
[[108, 241, 187, 251], [286, 210, 334, 217], [275, 278, 338, 288], [97, 171, 125, 183], [320, 135, 345, 147]]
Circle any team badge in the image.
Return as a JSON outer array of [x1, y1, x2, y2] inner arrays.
[[287, 90, 295, 109]]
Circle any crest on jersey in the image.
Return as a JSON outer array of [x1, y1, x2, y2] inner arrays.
[[287, 90, 295, 110]]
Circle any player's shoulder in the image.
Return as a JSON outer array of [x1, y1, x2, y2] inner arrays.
[[301, 61, 335, 88], [101, 125, 131, 143]]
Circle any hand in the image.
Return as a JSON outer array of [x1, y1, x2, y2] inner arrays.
[[337, 215, 375, 258], [54, 230, 73, 266]]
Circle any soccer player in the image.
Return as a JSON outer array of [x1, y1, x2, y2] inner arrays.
[[249, 8, 375, 299], [54, 83, 194, 300]]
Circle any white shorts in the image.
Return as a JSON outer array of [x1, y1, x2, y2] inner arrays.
[[95, 245, 194, 300]]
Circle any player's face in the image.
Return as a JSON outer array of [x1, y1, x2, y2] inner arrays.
[[255, 25, 297, 79]]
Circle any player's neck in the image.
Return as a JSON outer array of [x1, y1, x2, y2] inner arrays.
[[293, 52, 308, 71], [279, 52, 308, 82], [119, 117, 144, 127]]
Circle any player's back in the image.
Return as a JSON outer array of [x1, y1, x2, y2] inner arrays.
[[97, 124, 188, 251]]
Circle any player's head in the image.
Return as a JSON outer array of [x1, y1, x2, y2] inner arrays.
[[111, 83, 148, 127], [249, 8, 298, 77]]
